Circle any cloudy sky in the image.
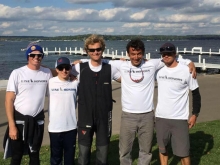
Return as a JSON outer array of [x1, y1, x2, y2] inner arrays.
[[1, 0, 220, 36]]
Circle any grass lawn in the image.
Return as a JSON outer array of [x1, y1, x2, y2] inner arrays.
[[1, 120, 220, 165]]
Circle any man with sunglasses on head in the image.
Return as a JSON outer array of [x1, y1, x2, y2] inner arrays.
[[48, 57, 78, 165], [4, 45, 52, 165], [72, 34, 120, 165], [155, 42, 201, 165]]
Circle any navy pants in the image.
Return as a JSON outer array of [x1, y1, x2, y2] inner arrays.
[[49, 129, 77, 165]]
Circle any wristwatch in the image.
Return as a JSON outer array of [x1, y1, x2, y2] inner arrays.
[[192, 113, 199, 117]]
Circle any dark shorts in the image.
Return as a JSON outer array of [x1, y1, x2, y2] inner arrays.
[[155, 117, 190, 157]]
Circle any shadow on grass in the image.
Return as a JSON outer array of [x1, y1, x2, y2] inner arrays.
[[190, 131, 214, 165]]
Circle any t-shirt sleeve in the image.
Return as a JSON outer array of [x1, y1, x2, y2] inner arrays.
[[108, 60, 123, 71], [177, 58, 191, 65], [149, 58, 165, 70], [6, 70, 18, 94], [188, 74, 199, 90], [80, 59, 89, 63], [111, 65, 121, 81]]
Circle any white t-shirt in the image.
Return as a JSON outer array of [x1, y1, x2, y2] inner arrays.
[[116, 59, 164, 113], [155, 63, 199, 120], [6, 66, 52, 117], [72, 59, 120, 81], [48, 77, 78, 132]]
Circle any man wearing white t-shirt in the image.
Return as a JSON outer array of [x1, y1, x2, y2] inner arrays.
[[4, 45, 52, 165], [48, 57, 78, 165], [155, 42, 201, 165], [72, 34, 120, 165]]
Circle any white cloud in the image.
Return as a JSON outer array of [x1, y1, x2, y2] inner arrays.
[[0, 22, 11, 28], [66, 0, 108, 4], [2, 30, 13, 35], [122, 22, 151, 28]]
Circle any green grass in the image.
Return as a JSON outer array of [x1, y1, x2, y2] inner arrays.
[[1, 120, 220, 165]]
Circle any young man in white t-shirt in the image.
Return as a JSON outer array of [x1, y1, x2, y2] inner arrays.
[[155, 42, 201, 165], [48, 57, 78, 165], [4, 44, 52, 164]]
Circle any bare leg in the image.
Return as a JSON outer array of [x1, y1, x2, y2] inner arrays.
[[159, 152, 168, 165], [180, 156, 190, 165]]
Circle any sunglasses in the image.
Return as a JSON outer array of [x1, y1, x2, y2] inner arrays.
[[161, 53, 174, 57], [87, 47, 102, 52], [28, 53, 43, 58], [56, 65, 71, 71], [160, 46, 175, 53]]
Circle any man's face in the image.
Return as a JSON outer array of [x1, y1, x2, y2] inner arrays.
[[56, 64, 71, 80], [28, 50, 43, 67], [87, 43, 103, 62], [161, 52, 176, 66], [128, 47, 144, 66]]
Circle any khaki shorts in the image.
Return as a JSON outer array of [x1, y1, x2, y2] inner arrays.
[[155, 117, 190, 157]]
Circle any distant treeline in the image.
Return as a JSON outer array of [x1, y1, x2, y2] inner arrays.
[[1, 34, 220, 41]]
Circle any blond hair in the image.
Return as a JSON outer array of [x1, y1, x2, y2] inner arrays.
[[84, 34, 105, 52]]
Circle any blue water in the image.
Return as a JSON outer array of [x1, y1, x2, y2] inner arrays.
[[0, 40, 220, 80]]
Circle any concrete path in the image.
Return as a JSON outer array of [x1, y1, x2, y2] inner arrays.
[[0, 74, 220, 152]]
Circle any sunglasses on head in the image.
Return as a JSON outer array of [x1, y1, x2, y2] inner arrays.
[[28, 53, 43, 58], [160, 46, 175, 53], [87, 47, 102, 52], [57, 65, 71, 71]]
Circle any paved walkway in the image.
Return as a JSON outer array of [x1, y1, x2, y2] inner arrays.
[[0, 74, 220, 152]]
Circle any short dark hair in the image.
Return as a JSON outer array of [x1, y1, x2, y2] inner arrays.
[[126, 39, 145, 54]]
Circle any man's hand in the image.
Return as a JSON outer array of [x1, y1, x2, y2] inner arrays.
[[188, 62, 197, 78], [9, 125, 19, 140], [188, 115, 197, 128], [69, 73, 77, 81]]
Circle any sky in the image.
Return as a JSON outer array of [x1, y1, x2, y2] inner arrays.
[[0, 0, 220, 36]]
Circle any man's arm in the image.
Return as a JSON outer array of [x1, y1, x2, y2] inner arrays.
[[5, 91, 18, 140], [188, 87, 201, 128], [177, 58, 196, 78], [188, 62, 196, 78]]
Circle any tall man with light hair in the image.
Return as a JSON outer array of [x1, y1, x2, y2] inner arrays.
[[72, 34, 120, 165]]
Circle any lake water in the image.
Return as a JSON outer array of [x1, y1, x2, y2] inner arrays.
[[0, 40, 220, 80]]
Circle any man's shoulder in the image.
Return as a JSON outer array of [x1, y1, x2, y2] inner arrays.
[[177, 63, 189, 71], [11, 65, 27, 74], [49, 76, 57, 82], [40, 66, 52, 74]]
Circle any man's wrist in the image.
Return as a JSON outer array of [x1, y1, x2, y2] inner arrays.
[[192, 113, 199, 117]]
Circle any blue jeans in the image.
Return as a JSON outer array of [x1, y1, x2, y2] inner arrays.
[[119, 111, 154, 165], [49, 129, 77, 165]]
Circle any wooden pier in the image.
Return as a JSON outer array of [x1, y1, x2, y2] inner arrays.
[[42, 47, 220, 71], [177, 47, 220, 56]]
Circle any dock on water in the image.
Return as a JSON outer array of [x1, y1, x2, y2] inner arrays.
[[41, 46, 220, 72]]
